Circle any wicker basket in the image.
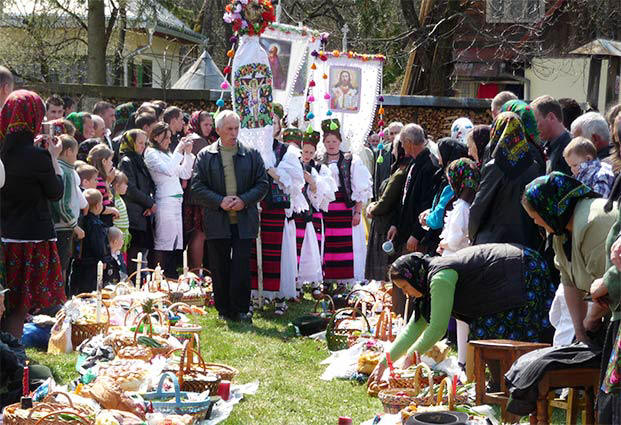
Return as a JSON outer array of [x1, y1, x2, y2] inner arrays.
[[325, 307, 371, 351], [367, 381, 389, 398], [388, 361, 434, 389], [202, 363, 239, 382], [375, 308, 395, 342], [70, 294, 110, 348], [3, 392, 94, 425], [346, 289, 376, 313], [132, 314, 171, 356], [170, 269, 213, 307], [141, 372, 215, 420], [165, 342, 221, 394], [378, 388, 422, 414]]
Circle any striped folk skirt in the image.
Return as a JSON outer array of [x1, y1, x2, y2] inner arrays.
[[323, 190, 354, 281]]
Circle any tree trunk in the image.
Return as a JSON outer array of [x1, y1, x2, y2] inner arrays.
[[113, 5, 127, 85], [88, 0, 107, 84]]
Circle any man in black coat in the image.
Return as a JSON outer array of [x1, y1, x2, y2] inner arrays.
[[387, 123, 438, 254], [191, 110, 268, 323], [531, 95, 572, 175]]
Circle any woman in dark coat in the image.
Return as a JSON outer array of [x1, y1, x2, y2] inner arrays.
[[365, 139, 410, 281], [469, 112, 544, 251], [369, 243, 555, 384], [117, 129, 156, 275], [0, 90, 66, 338]]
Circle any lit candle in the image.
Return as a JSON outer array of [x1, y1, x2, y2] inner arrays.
[[96, 261, 103, 322], [136, 252, 143, 288]]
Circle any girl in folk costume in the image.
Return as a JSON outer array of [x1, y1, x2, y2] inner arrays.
[[250, 105, 308, 315], [283, 127, 337, 298], [321, 118, 373, 288]]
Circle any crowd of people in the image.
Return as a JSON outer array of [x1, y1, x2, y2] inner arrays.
[[4, 62, 621, 418]]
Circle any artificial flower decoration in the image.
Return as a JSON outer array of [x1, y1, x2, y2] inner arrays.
[[223, 0, 275, 37]]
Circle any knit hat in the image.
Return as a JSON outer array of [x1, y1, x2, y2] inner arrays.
[[282, 128, 303, 147]]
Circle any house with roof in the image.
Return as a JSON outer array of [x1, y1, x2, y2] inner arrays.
[[0, 0, 221, 89]]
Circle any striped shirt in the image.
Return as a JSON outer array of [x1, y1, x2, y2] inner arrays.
[[113, 194, 131, 251], [97, 176, 113, 207]]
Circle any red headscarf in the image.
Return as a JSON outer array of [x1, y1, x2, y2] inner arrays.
[[0, 90, 45, 140], [189, 111, 204, 137]]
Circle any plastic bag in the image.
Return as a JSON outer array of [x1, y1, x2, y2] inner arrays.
[[47, 316, 73, 354], [22, 323, 52, 349]]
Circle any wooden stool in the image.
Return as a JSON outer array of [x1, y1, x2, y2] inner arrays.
[[547, 389, 587, 425], [471, 339, 550, 423], [530, 368, 599, 425]]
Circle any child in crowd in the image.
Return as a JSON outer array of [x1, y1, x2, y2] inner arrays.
[[438, 158, 480, 257], [87, 144, 119, 226], [69, 189, 113, 295], [111, 170, 131, 254], [50, 135, 87, 287], [77, 163, 99, 190], [563, 136, 615, 197], [106, 227, 127, 284]]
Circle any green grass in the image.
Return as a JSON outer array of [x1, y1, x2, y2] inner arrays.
[[27, 297, 382, 425]]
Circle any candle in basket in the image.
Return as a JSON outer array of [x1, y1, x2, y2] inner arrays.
[[183, 249, 188, 276], [218, 380, 231, 401], [96, 261, 103, 322], [22, 361, 29, 396], [136, 252, 143, 287]]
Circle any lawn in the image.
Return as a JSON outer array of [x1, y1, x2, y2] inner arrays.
[[26, 296, 383, 425]]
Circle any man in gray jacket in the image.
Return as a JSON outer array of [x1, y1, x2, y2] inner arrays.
[[191, 110, 268, 323]]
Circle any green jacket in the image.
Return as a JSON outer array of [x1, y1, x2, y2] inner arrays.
[[553, 198, 618, 292], [604, 203, 621, 320]]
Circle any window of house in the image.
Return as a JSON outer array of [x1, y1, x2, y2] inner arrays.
[[142, 60, 153, 88], [486, 0, 544, 23]]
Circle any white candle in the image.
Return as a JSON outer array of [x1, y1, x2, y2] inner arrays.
[[136, 252, 143, 288], [96, 261, 103, 322], [183, 250, 188, 275]]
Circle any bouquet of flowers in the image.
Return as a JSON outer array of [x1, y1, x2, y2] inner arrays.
[[223, 0, 275, 37]]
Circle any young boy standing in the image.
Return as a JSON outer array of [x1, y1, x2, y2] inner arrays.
[[69, 189, 113, 295], [563, 136, 615, 197], [50, 135, 87, 287]]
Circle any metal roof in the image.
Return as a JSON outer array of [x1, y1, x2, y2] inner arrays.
[[569, 39, 621, 57], [0, 0, 205, 44]]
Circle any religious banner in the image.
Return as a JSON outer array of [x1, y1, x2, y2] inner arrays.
[[223, 0, 278, 167], [309, 51, 384, 154], [261, 23, 322, 126]]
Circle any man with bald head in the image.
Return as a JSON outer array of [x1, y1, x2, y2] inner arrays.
[[0, 66, 14, 107]]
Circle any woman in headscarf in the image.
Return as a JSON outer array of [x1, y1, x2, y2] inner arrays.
[[500, 99, 545, 172], [117, 129, 156, 275], [450, 117, 473, 145], [66, 112, 94, 145], [591, 121, 621, 420], [365, 137, 411, 281], [417, 138, 468, 251], [184, 111, 216, 269], [469, 112, 544, 250], [369, 243, 555, 384], [466, 124, 490, 167], [0, 90, 65, 338], [112, 102, 137, 138], [522, 172, 617, 344]]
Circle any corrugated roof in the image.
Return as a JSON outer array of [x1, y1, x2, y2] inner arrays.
[[0, 0, 205, 43]]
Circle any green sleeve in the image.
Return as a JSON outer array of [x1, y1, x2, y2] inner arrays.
[[605, 222, 621, 314], [381, 269, 458, 365]]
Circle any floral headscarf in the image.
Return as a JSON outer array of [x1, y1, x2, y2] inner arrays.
[[489, 112, 532, 178], [119, 129, 142, 154], [189, 111, 204, 137], [0, 90, 45, 140], [524, 172, 598, 235], [66, 112, 87, 135], [115, 102, 137, 132], [390, 253, 432, 322], [501, 100, 541, 147], [447, 158, 480, 197], [451, 117, 474, 145]]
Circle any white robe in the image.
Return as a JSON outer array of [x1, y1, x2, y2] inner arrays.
[[144, 147, 194, 251]]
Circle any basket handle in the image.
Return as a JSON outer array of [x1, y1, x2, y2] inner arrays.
[[413, 363, 435, 399], [436, 377, 455, 410], [42, 391, 76, 408], [124, 305, 164, 328], [168, 302, 193, 315], [328, 307, 371, 333], [346, 289, 377, 305], [73, 294, 111, 325], [113, 282, 133, 296], [155, 372, 182, 404], [313, 295, 335, 314], [125, 268, 156, 288], [167, 342, 208, 386], [32, 411, 91, 425], [133, 314, 154, 341]]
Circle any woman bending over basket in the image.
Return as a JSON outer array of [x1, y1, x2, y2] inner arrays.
[[369, 243, 555, 384]]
